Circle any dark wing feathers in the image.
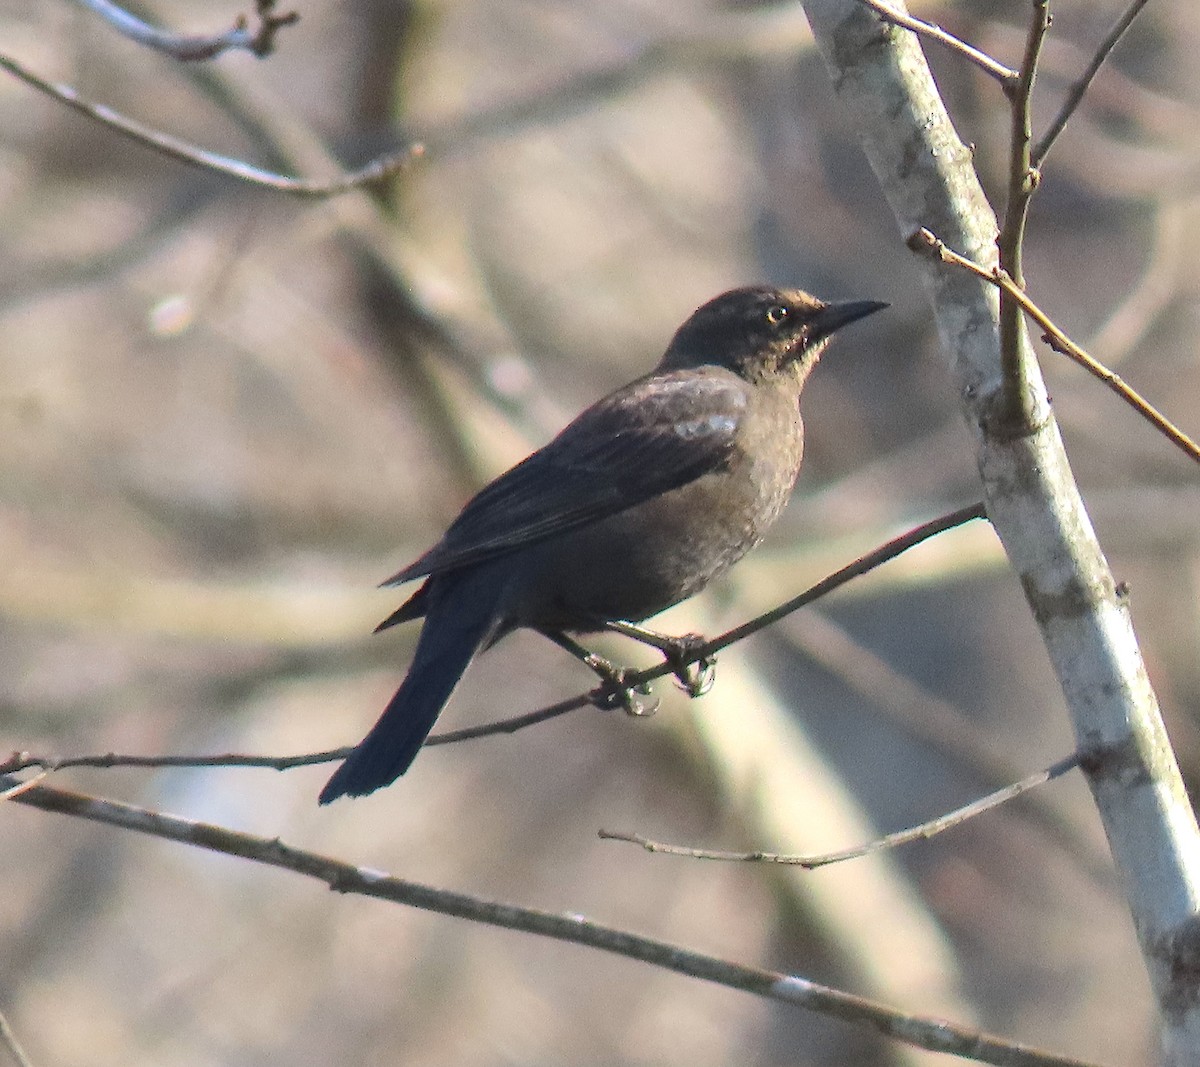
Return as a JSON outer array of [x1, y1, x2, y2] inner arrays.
[[382, 371, 748, 586]]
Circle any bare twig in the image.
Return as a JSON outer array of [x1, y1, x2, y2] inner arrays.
[[2, 779, 1107, 1067], [998, 0, 1051, 427], [780, 612, 1116, 892], [1034, 0, 1154, 166], [853, 0, 1018, 86], [3, 505, 989, 781], [909, 229, 1200, 466], [1, 748, 347, 776], [76, 0, 298, 61], [600, 754, 1080, 867], [697, 502, 988, 658], [0, 52, 422, 197]]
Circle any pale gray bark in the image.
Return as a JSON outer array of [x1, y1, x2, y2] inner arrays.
[[801, 1, 1200, 1060]]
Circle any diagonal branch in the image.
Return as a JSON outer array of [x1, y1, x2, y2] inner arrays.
[[0, 52, 422, 197], [3, 779, 1107, 1067], [801, 0, 1200, 1053], [0, 1010, 35, 1067], [1034, 0, 1154, 166], [1, 504, 988, 780], [600, 753, 1080, 867], [75, 0, 298, 61], [852, 0, 1018, 85], [909, 228, 1200, 466]]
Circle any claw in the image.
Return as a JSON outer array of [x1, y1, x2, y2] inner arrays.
[[586, 656, 658, 716], [661, 633, 717, 698], [675, 654, 716, 697]]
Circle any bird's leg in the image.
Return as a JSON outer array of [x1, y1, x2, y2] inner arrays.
[[539, 630, 658, 716], [602, 621, 716, 698]]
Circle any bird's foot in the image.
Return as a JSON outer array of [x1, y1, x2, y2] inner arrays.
[[584, 653, 659, 717], [659, 633, 717, 697], [602, 621, 716, 697]]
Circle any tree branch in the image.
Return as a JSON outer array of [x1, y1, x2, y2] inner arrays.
[[3, 779, 1106, 1067], [1034, 0, 1154, 166], [852, 0, 1017, 86], [600, 753, 1080, 867], [2, 504, 988, 780], [998, 0, 1050, 427], [908, 228, 1200, 466], [0, 52, 422, 197], [75, 0, 298, 61], [802, 0, 1200, 1055]]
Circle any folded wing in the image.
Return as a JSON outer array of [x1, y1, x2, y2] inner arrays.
[[384, 371, 749, 586]]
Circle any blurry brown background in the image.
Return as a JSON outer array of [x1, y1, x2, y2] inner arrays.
[[4, 1, 1199, 1064]]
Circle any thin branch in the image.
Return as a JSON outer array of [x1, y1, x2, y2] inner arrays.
[[0, 52, 423, 197], [75, 0, 298, 61], [909, 228, 1200, 466], [601, 753, 1080, 867], [2, 779, 1107, 1067], [853, 0, 1018, 86], [779, 611, 1116, 891], [1, 748, 347, 776], [0, 701, 591, 778], [3, 505, 990, 781], [697, 502, 988, 658], [1033, 0, 1154, 166], [997, 0, 1051, 428]]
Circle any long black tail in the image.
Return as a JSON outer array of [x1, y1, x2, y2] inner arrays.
[[319, 577, 500, 803]]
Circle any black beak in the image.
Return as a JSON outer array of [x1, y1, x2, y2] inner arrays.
[[808, 299, 889, 343]]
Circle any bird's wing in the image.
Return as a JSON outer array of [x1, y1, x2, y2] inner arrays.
[[383, 372, 749, 585]]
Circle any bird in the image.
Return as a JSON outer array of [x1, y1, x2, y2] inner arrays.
[[319, 285, 886, 803]]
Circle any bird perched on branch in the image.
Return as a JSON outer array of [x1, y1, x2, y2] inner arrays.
[[319, 285, 886, 803]]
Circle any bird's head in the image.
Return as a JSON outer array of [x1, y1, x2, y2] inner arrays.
[[658, 286, 887, 384]]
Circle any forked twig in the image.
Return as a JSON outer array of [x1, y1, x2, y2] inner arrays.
[[909, 229, 1200, 466], [77, 0, 298, 61]]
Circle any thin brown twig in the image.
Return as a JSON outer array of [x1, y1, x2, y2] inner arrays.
[[600, 753, 1080, 867], [0, 52, 423, 197], [853, 0, 1018, 86], [0, 704, 590, 778], [779, 612, 1116, 892], [1033, 0, 1154, 166], [77, 0, 298, 61], [908, 228, 1200, 466], [997, 0, 1051, 428], [696, 502, 988, 658], [1, 779, 1108, 1067], [2, 505, 989, 781]]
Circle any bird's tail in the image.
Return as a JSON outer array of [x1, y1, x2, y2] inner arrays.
[[319, 577, 501, 804]]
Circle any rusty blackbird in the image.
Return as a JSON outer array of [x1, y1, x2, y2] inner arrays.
[[319, 286, 885, 803]]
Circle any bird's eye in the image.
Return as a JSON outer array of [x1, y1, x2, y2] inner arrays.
[[765, 305, 789, 326]]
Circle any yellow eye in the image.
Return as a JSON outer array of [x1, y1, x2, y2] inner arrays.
[[766, 304, 789, 325]]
